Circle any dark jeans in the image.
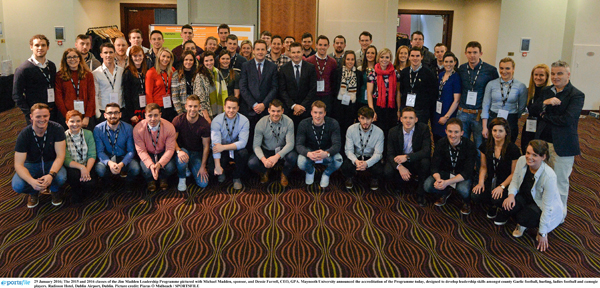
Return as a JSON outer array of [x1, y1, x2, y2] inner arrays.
[[497, 193, 541, 228], [384, 158, 430, 195], [209, 148, 249, 179], [139, 152, 177, 181], [66, 166, 97, 200], [248, 149, 298, 177], [95, 156, 141, 182], [341, 157, 384, 180], [488, 111, 519, 143], [12, 161, 67, 195]]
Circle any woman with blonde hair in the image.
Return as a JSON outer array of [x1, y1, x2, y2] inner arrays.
[[366, 47, 400, 138], [55, 48, 95, 129], [520, 64, 550, 153], [240, 39, 253, 61], [146, 47, 176, 121], [204, 36, 219, 54]]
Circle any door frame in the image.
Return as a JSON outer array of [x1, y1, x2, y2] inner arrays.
[[120, 3, 177, 38], [397, 9, 454, 51]]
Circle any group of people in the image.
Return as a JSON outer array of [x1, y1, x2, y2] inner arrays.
[[11, 26, 585, 251]]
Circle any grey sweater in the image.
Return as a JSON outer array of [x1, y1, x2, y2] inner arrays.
[[253, 114, 295, 159]]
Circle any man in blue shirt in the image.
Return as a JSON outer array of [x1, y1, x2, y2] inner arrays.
[[457, 41, 499, 149], [93, 103, 140, 190]]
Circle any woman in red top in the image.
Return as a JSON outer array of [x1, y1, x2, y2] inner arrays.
[[146, 47, 176, 121], [55, 48, 95, 129]]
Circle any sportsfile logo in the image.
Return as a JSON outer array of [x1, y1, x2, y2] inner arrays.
[[1, 281, 31, 286]]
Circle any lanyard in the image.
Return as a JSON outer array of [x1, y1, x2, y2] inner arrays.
[[39, 67, 52, 88], [409, 67, 420, 93], [316, 57, 328, 79], [185, 73, 193, 95], [438, 70, 454, 100], [492, 151, 501, 174], [105, 123, 121, 156], [70, 76, 80, 99], [270, 121, 282, 144], [231, 54, 238, 69], [138, 71, 145, 95], [224, 114, 238, 142], [468, 62, 482, 91], [33, 129, 48, 173], [449, 141, 461, 172], [312, 123, 325, 149], [499, 79, 513, 108], [147, 123, 161, 162], [359, 127, 373, 161], [68, 130, 86, 161], [103, 68, 117, 91], [160, 71, 169, 94]]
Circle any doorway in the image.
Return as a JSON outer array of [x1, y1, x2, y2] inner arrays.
[[120, 3, 177, 49], [397, 9, 454, 52]]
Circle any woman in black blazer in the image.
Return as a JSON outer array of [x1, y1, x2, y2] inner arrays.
[[331, 51, 364, 135]]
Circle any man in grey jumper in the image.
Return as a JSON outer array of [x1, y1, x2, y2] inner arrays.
[[248, 99, 297, 187], [342, 106, 385, 191]]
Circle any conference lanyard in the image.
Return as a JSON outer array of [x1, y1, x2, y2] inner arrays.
[[438, 70, 455, 100], [105, 123, 121, 155], [39, 67, 52, 88], [499, 79, 513, 108], [147, 123, 161, 162], [103, 68, 117, 91], [70, 77, 80, 99], [468, 63, 482, 91], [138, 72, 145, 95], [68, 130, 86, 161], [316, 57, 327, 79], [449, 141, 461, 172], [270, 121, 282, 144], [160, 71, 169, 94], [409, 66, 420, 93], [33, 130, 48, 173], [312, 123, 325, 149], [359, 126, 373, 161], [225, 114, 238, 142]]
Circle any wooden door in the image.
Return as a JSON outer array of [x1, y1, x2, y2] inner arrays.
[[120, 3, 177, 49], [260, 0, 317, 43]]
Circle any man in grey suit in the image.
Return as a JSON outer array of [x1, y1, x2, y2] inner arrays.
[[239, 39, 279, 135]]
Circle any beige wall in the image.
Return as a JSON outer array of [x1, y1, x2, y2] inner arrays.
[[462, 0, 501, 65], [318, 0, 397, 55]]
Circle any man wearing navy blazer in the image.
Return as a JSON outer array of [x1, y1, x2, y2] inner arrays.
[[278, 42, 317, 129], [239, 39, 279, 134], [384, 107, 431, 206]]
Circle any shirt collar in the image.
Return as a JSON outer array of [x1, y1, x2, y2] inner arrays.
[[292, 60, 302, 67], [147, 122, 160, 132], [102, 63, 118, 73], [403, 126, 415, 135], [410, 64, 422, 73], [29, 55, 48, 68], [316, 54, 328, 60], [255, 59, 265, 65], [500, 78, 513, 85]]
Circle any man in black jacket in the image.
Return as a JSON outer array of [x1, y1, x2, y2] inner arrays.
[[278, 42, 317, 129], [399, 47, 438, 126], [385, 107, 431, 206], [529, 60, 584, 221]]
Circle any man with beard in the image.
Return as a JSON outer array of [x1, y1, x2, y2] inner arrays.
[[301, 32, 316, 58], [265, 35, 291, 70], [75, 34, 101, 71], [225, 34, 247, 71], [328, 35, 346, 66]]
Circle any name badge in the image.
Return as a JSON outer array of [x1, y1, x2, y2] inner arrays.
[[436, 101, 443, 114], [47, 88, 55, 103], [497, 109, 509, 120], [109, 92, 119, 104], [449, 173, 457, 189], [110, 155, 117, 163], [275, 147, 281, 153], [229, 150, 234, 159], [74, 100, 85, 115], [163, 95, 172, 108], [526, 118, 537, 132], [315, 159, 324, 164], [341, 94, 351, 106], [317, 80, 325, 92], [139, 95, 147, 108], [364, 90, 368, 101], [466, 91, 477, 106], [406, 93, 416, 107]]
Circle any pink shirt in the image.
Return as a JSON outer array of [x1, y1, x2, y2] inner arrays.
[[133, 118, 177, 168]]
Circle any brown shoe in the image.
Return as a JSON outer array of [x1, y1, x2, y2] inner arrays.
[[159, 179, 169, 191], [280, 172, 289, 187], [460, 202, 472, 215], [147, 181, 157, 192], [260, 172, 269, 184], [434, 191, 451, 207], [51, 192, 62, 206], [27, 193, 39, 208]]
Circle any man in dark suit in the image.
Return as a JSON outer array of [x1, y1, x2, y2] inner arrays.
[[278, 42, 317, 129], [239, 39, 279, 134], [384, 107, 431, 206]]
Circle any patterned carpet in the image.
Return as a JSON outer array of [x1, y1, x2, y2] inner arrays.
[[0, 107, 599, 278]]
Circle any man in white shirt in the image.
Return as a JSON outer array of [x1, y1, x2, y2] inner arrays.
[[93, 43, 124, 122]]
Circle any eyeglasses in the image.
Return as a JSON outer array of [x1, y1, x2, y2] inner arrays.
[[105, 112, 121, 116], [67, 56, 79, 60]]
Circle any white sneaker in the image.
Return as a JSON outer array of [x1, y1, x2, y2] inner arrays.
[[178, 178, 187, 192], [320, 174, 330, 188], [305, 171, 315, 185], [512, 224, 527, 238]]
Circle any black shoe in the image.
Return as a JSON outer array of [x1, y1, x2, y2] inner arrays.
[[416, 194, 426, 207], [487, 206, 498, 219], [345, 178, 353, 189], [494, 211, 509, 226], [369, 179, 379, 191]]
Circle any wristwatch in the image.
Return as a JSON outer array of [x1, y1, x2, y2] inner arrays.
[[49, 171, 57, 178], [406, 155, 411, 162], [176, 149, 181, 154], [538, 232, 547, 238], [500, 184, 506, 189]]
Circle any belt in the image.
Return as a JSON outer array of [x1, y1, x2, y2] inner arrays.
[[459, 107, 481, 114]]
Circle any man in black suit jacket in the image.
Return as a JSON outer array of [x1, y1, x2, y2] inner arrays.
[[399, 47, 438, 126], [384, 107, 431, 206], [279, 42, 317, 129], [239, 39, 279, 132]]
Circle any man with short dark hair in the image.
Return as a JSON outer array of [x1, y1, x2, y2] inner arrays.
[[12, 103, 67, 208], [133, 103, 178, 192], [260, 30, 273, 50], [384, 107, 431, 206], [430, 43, 447, 75], [173, 95, 212, 191], [457, 41, 499, 150], [399, 47, 437, 125], [409, 31, 435, 67], [94, 103, 140, 189], [127, 28, 149, 55], [328, 35, 346, 66], [424, 118, 477, 214], [75, 34, 101, 71], [306, 35, 338, 114], [301, 32, 316, 58], [265, 35, 290, 70], [283, 36, 295, 57], [296, 101, 343, 188], [355, 31, 372, 67], [93, 43, 124, 121], [146, 30, 164, 68], [216, 24, 237, 55], [342, 106, 384, 191], [172, 25, 204, 63], [13, 34, 58, 124], [225, 34, 247, 71], [210, 96, 250, 190], [248, 99, 297, 187], [279, 42, 317, 128]]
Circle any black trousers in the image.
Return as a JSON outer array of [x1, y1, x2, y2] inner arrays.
[[384, 158, 430, 195], [471, 178, 509, 207], [208, 148, 249, 179], [66, 166, 97, 200], [340, 157, 384, 180], [498, 193, 542, 228]]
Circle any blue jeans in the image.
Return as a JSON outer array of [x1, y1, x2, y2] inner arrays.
[[424, 174, 472, 202], [95, 156, 141, 182], [457, 110, 483, 149], [140, 152, 177, 181], [12, 161, 67, 195], [248, 149, 299, 177], [176, 148, 209, 188], [297, 153, 343, 176]]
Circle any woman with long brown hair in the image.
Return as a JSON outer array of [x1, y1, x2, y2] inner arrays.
[[171, 50, 199, 115], [357, 45, 377, 106], [55, 48, 95, 129], [393, 45, 409, 71], [520, 64, 550, 153]]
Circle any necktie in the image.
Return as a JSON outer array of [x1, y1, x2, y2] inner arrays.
[[257, 62, 262, 81], [295, 64, 300, 87]]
